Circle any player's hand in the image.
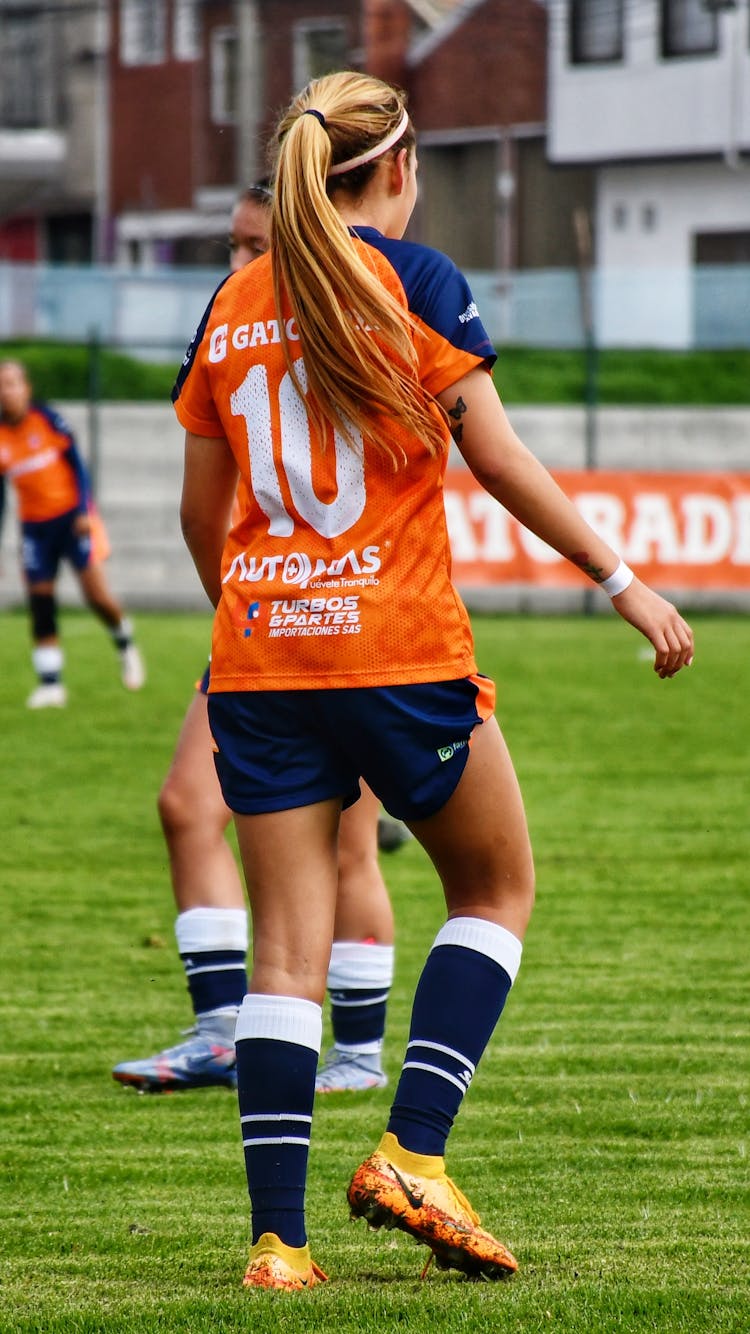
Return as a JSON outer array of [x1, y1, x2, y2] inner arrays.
[[611, 578, 694, 678], [72, 513, 92, 537]]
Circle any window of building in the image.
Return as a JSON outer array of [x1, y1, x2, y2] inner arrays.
[[569, 0, 624, 64], [612, 202, 628, 230], [641, 203, 658, 232], [661, 0, 718, 58], [0, 11, 49, 127], [120, 0, 167, 67], [292, 21, 349, 89], [694, 230, 750, 264], [211, 27, 237, 125], [173, 0, 200, 61]]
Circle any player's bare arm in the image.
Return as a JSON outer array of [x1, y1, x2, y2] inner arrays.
[[180, 430, 238, 608], [438, 369, 694, 678]]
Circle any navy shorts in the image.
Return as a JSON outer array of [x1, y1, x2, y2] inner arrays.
[[207, 675, 496, 822], [21, 508, 93, 583]]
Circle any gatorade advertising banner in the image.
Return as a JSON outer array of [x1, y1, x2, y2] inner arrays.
[[444, 470, 750, 591]]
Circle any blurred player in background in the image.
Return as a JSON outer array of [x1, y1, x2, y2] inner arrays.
[[0, 359, 145, 707], [113, 183, 399, 1097], [176, 72, 694, 1291]]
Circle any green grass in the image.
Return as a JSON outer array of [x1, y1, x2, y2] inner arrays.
[[1, 610, 747, 1332], [494, 345, 750, 406], [2, 339, 749, 405]]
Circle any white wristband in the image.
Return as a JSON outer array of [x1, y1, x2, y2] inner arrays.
[[600, 560, 634, 598]]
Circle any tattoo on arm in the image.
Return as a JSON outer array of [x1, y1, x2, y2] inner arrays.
[[570, 551, 606, 582], [446, 395, 467, 444]]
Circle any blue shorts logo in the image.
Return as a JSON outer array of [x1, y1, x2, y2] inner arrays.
[[437, 739, 468, 762]]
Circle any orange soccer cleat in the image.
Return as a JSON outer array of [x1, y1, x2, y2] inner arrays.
[[242, 1232, 328, 1291], [347, 1132, 518, 1281]]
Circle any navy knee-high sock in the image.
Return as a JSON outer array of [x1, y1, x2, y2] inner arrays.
[[235, 994, 322, 1247], [387, 917, 522, 1157]]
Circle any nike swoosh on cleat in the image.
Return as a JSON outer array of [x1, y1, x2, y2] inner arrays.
[[390, 1166, 425, 1211]]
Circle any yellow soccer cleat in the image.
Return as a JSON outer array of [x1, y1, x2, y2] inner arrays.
[[347, 1132, 518, 1281], [242, 1232, 328, 1291]]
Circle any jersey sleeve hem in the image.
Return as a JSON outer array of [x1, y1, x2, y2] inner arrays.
[[421, 354, 495, 400], [173, 399, 227, 438]]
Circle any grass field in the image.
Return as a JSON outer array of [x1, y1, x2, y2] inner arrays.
[[1, 610, 747, 1333]]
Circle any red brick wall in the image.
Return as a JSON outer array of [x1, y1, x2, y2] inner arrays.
[[362, 0, 412, 87], [409, 0, 547, 131], [258, 0, 361, 150], [109, 0, 236, 213]]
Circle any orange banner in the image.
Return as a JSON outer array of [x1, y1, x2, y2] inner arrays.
[[444, 470, 750, 590]]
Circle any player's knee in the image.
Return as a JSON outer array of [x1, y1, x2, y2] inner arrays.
[[157, 776, 192, 839], [158, 772, 228, 842], [29, 591, 57, 641]]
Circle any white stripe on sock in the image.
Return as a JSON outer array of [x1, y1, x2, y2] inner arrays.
[[328, 990, 390, 1009], [406, 1038, 476, 1074], [240, 1113, 312, 1126], [402, 1060, 472, 1094], [242, 1135, 310, 1148], [183, 961, 246, 977]]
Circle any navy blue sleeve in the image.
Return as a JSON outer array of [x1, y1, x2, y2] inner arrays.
[[37, 403, 91, 510], [62, 441, 91, 511], [355, 229, 496, 366], [172, 275, 231, 404]]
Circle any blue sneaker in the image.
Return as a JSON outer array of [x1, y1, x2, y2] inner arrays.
[[315, 1047, 387, 1094], [112, 1028, 237, 1093]]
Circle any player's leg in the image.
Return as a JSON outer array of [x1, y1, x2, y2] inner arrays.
[[113, 685, 246, 1092], [233, 799, 339, 1288], [21, 518, 67, 708], [76, 556, 145, 690], [25, 577, 67, 709], [316, 781, 394, 1093], [349, 711, 534, 1278]]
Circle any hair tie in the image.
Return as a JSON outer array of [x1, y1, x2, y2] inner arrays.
[[303, 108, 327, 129]]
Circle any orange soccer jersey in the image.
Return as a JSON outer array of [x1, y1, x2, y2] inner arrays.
[[173, 228, 497, 692], [0, 403, 85, 523]]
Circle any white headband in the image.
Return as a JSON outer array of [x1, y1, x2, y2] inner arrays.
[[328, 108, 410, 178]]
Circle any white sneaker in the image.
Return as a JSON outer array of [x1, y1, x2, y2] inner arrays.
[[120, 644, 145, 690], [26, 682, 67, 709]]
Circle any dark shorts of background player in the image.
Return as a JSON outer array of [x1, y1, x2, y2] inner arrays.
[[21, 508, 92, 583], [208, 674, 496, 823]]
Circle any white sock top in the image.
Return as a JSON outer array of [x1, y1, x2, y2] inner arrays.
[[433, 916, 523, 984], [175, 907, 248, 954]]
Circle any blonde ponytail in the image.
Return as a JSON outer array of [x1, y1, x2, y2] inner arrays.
[[271, 72, 447, 464]]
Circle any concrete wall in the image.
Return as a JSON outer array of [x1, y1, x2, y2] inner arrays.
[[1, 402, 748, 615]]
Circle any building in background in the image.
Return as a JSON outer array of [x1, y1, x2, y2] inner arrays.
[[548, 0, 750, 346], [0, 0, 103, 261], [1, 0, 587, 277], [111, 0, 238, 266]]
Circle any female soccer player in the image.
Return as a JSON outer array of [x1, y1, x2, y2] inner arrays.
[[174, 73, 694, 1290], [0, 360, 145, 707], [113, 184, 396, 1096]]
